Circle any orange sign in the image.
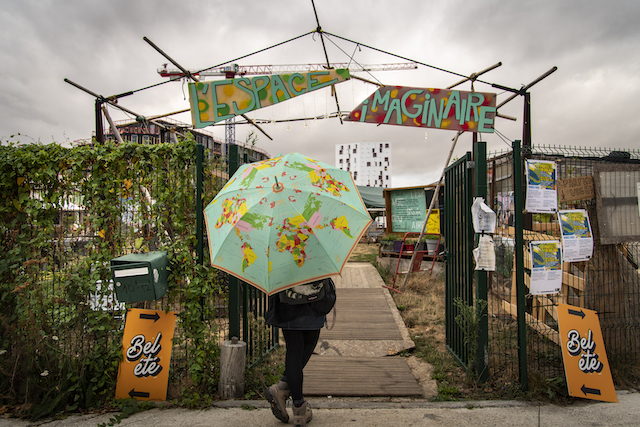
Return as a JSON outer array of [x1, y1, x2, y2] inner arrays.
[[115, 309, 177, 401], [557, 303, 617, 402]]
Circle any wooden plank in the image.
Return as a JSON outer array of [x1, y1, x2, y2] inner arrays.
[[320, 288, 402, 340], [523, 250, 584, 293], [502, 301, 560, 345], [304, 356, 422, 396]]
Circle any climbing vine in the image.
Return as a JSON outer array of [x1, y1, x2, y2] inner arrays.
[[0, 136, 226, 418]]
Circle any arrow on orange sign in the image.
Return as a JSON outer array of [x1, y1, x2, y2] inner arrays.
[[580, 385, 601, 396], [568, 308, 585, 319], [129, 389, 150, 398], [139, 312, 160, 322]]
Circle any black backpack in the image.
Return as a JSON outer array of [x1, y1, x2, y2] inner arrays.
[[278, 278, 336, 316]]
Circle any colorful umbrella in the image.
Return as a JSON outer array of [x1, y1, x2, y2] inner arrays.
[[204, 152, 372, 295]]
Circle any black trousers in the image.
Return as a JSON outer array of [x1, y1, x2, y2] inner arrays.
[[281, 329, 321, 402]]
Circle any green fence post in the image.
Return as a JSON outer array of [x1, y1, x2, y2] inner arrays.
[[196, 143, 205, 322], [512, 140, 528, 391], [473, 138, 489, 382], [196, 143, 204, 265], [228, 144, 241, 339]]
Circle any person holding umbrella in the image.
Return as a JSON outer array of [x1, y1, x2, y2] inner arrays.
[[264, 278, 334, 425], [203, 153, 371, 425]]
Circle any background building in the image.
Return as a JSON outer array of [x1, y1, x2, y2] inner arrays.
[[105, 117, 270, 161], [335, 142, 392, 188]]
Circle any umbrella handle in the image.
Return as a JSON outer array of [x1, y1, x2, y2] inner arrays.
[[274, 176, 283, 191]]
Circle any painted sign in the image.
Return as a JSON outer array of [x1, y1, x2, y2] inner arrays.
[[115, 309, 177, 401], [345, 87, 496, 133], [426, 208, 440, 235], [188, 69, 351, 128], [390, 188, 427, 233], [557, 176, 595, 203], [557, 303, 617, 402]]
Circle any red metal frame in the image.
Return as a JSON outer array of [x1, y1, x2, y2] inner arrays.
[[384, 232, 441, 293]]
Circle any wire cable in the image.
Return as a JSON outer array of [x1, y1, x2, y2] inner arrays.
[[323, 34, 383, 86], [132, 30, 317, 94], [323, 31, 493, 86]]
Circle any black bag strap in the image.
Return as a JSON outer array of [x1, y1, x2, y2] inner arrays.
[[325, 306, 336, 330]]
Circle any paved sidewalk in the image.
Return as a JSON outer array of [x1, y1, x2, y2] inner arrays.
[[2, 391, 638, 426]]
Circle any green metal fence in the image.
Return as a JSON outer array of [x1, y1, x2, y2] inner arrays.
[[487, 143, 640, 389], [1, 138, 278, 416], [225, 144, 279, 367], [444, 152, 474, 368]]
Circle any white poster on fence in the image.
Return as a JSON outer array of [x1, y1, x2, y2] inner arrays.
[[471, 197, 497, 234], [529, 240, 563, 295], [525, 160, 558, 213], [473, 234, 496, 271], [558, 209, 594, 262]]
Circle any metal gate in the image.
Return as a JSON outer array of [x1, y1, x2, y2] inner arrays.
[[444, 152, 474, 367]]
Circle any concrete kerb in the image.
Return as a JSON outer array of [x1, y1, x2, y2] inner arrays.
[[212, 397, 536, 410]]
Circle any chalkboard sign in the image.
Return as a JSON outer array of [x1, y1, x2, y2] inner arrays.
[[390, 188, 426, 232]]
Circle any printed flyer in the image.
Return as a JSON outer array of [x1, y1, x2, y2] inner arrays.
[[558, 209, 594, 262], [471, 197, 496, 234], [525, 160, 558, 213], [529, 240, 563, 295], [473, 234, 496, 271]]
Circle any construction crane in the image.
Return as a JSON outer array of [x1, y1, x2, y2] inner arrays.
[[158, 62, 418, 79], [158, 62, 418, 150]]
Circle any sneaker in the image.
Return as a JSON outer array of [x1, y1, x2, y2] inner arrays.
[[292, 401, 313, 426], [265, 382, 290, 423]]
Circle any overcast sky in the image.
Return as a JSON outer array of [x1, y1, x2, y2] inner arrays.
[[1, 0, 639, 187]]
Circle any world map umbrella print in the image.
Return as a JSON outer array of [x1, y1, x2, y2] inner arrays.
[[204, 152, 373, 295]]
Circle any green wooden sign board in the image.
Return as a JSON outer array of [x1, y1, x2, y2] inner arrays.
[[390, 188, 426, 233]]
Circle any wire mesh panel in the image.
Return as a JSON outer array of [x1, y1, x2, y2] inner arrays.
[[487, 144, 640, 386]]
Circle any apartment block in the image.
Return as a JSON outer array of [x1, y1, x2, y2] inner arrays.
[[335, 142, 392, 187]]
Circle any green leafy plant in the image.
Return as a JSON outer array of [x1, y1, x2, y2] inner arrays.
[[0, 137, 227, 419]]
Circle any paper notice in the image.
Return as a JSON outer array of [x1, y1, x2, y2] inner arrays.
[[472, 197, 497, 234], [473, 234, 496, 271], [529, 240, 563, 295]]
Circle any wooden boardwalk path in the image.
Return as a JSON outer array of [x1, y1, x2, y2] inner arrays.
[[303, 262, 423, 397]]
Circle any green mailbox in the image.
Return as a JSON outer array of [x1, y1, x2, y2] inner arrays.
[[110, 251, 169, 303]]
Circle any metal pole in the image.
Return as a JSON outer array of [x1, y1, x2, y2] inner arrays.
[[311, 0, 343, 124], [401, 131, 463, 289], [473, 135, 489, 382], [228, 144, 241, 339], [522, 92, 533, 231], [143, 37, 272, 141], [196, 143, 204, 265], [95, 99, 105, 143], [512, 140, 528, 391], [101, 106, 123, 144]]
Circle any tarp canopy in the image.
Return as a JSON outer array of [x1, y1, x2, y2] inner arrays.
[[357, 186, 385, 209]]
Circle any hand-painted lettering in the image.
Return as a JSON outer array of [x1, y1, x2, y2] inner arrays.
[[288, 73, 307, 96], [250, 76, 270, 109], [347, 86, 496, 133], [190, 70, 350, 127], [232, 78, 256, 115], [372, 90, 391, 112], [400, 89, 424, 119], [210, 80, 233, 121], [270, 75, 291, 104], [308, 71, 338, 91]]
